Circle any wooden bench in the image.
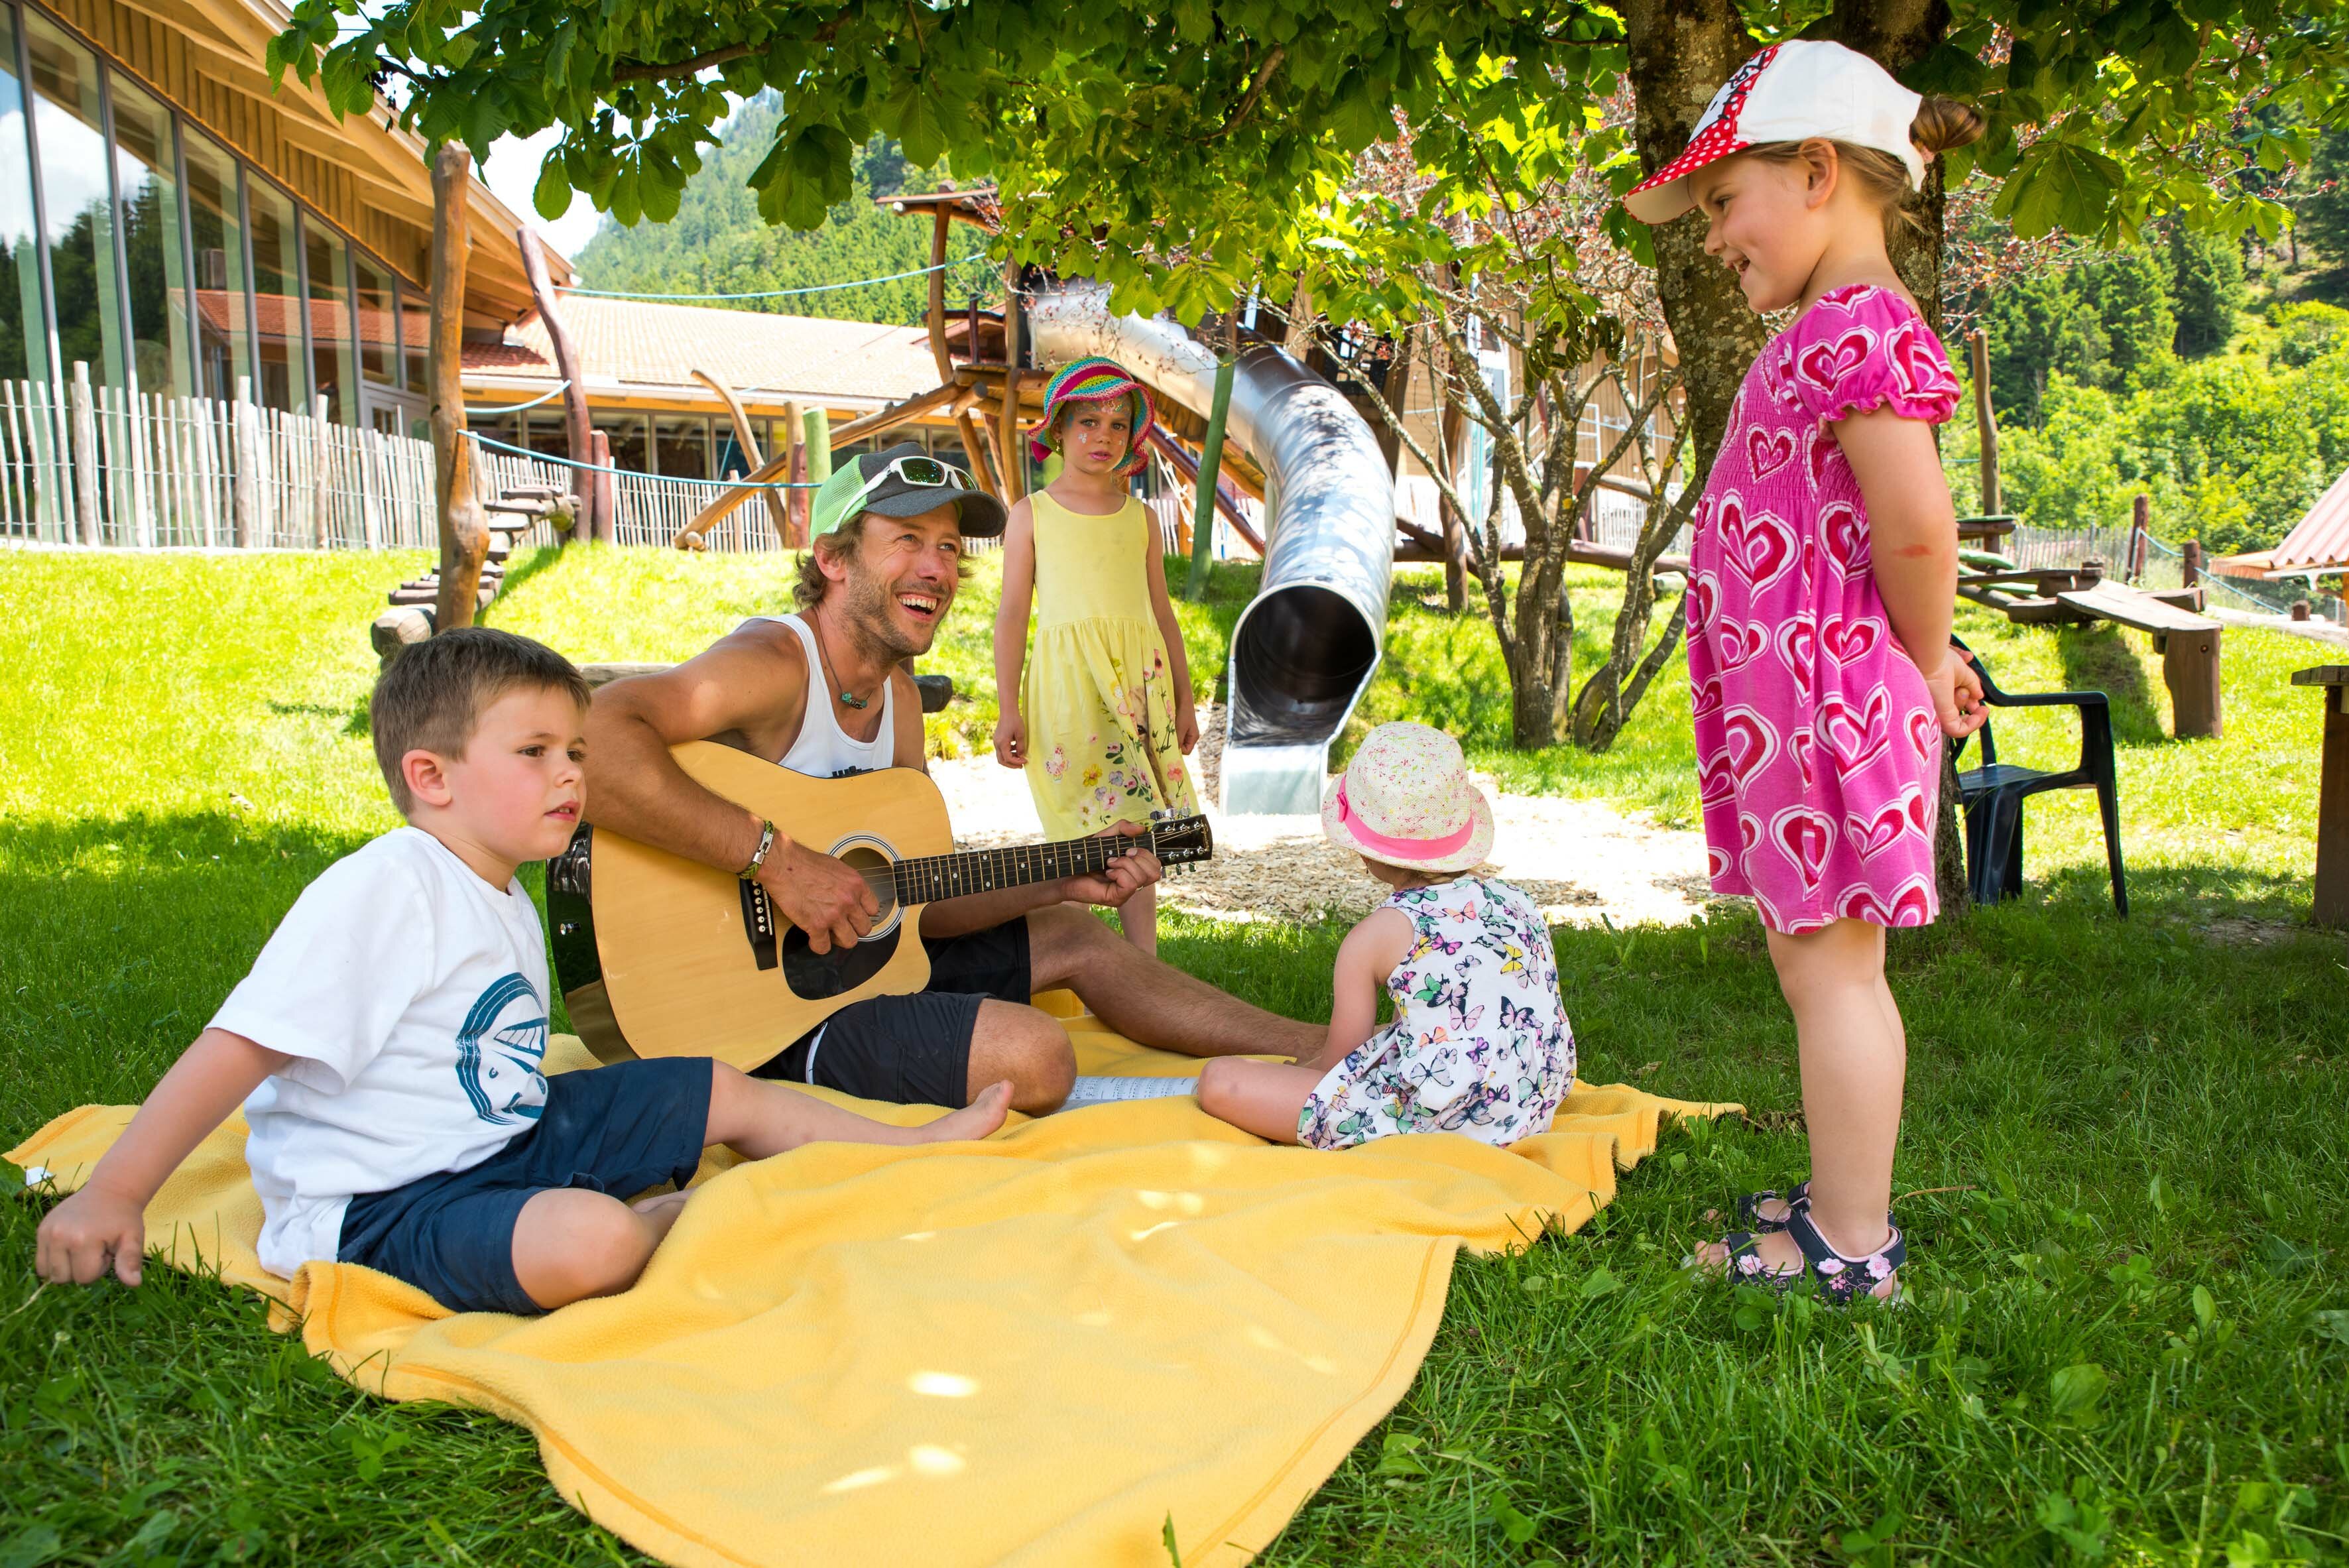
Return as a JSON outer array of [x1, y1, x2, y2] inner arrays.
[[2291, 666, 2349, 928], [2052, 581, 2224, 739]]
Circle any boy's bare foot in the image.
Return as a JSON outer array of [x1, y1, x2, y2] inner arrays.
[[922, 1080, 1012, 1143]]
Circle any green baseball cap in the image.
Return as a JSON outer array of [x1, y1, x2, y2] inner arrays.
[[808, 441, 1006, 540]]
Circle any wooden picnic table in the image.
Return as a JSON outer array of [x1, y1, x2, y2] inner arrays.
[[2291, 665, 2349, 929], [1958, 514, 2018, 545], [2053, 580, 2224, 739]]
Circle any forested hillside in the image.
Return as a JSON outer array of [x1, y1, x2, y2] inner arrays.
[[572, 94, 992, 325], [1937, 124, 2349, 555]]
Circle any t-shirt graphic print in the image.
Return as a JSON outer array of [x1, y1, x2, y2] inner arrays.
[[211, 827, 556, 1278], [454, 971, 549, 1125]]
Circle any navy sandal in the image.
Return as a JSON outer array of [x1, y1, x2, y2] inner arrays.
[[1785, 1209, 1905, 1305], [1735, 1181, 1811, 1233], [1685, 1229, 1805, 1287]]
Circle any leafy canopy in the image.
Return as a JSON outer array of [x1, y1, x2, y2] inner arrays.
[[271, 0, 2349, 325]]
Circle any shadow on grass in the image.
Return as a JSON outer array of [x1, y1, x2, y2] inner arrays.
[[2052, 623, 2167, 745], [489, 542, 568, 604]]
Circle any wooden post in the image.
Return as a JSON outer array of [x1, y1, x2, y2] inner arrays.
[[1969, 328, 2000, 515], [925, 210, 955, 385], [2320, 681, 2349, 928], [310, 393, 332, 546], [68, 361, 99, 546], [782, 400, 806, 544], [2130, 493, 2150, 581], [957, 407, 1001, 497], [996, 259, 1025, 503], [591, 429, 616, 544], [1185, 318, 1239, 602], [231, 375, 259, 548], [2165, 624, 2223, 740], [432, 143, 491, 631], [518, 225, 595, 544], [2183, 538, 2202, 587]]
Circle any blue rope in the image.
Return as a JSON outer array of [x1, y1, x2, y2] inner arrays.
[[465, 381, 571, 416], [564, 256, 991, 302], [467, 430, 821, 489]]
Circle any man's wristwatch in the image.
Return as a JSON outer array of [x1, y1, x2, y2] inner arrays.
[[739, 819, 778, 881]]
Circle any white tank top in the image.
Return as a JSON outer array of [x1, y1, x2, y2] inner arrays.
[[760, 613, 896, 778]]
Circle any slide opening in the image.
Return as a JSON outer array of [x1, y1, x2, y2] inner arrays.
[[1228, 584, 1378, 747]]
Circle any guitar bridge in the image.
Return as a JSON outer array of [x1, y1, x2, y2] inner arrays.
[[738, 879, 780, 971]]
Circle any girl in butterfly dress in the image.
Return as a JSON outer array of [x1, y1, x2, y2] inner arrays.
[[1195, 724, 1575, 1150], [994, 357, 1202, 957], [1622, 41, 1988, 1303]]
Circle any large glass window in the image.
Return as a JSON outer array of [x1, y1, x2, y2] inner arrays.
[[24, 15, 121, 385], [302, 218, 353, 423], [107, 77, 187, 400], [0, 6, 46, 385], [246, 178, 305, 412], [181, 130, 246, 401], [398, 280, 426, 391], [593, 412, 647, 474], [654, 414, 708, 479], [351, 249, 395, 387], [522, 406, 570, 461]]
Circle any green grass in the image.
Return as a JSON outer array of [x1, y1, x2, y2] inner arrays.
[[2, 546, 2346, 1566]]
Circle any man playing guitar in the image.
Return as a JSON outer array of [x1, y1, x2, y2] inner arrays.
[[583, 442, 1321, 1112]]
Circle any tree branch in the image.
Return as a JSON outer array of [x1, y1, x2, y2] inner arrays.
[[611, 41, 756, 82], [1222, 45, 1286, 134]]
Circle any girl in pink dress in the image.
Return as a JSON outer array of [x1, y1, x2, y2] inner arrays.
[[1623, 40, 1988, 1303]]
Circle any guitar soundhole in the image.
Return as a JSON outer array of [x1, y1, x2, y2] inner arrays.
[[777, 843, 902, 1000]]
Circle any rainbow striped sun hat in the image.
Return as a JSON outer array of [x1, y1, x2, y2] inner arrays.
[[1028, 356, 1155, 477]]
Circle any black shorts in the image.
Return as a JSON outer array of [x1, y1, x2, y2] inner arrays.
[[335, 1057, 712, 1316], [753, 919, 1032, 1109]]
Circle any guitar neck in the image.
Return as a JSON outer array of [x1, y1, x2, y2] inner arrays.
[[890, 832, 1137, 906]]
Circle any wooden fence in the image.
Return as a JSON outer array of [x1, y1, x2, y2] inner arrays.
[[0, 369, 443, 550], [0, 367, 1229, 559]]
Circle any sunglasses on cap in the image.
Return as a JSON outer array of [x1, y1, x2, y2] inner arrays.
[[840, 453, 973, 514]]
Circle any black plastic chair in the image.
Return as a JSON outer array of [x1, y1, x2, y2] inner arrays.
[[1949, 636, 2128, 916]]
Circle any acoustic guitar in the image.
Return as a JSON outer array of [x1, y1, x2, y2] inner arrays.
[[546, 742, 1213, 1070]]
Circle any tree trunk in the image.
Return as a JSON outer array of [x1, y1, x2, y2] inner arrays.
[[517, 226, 595, 544], [431, 143, 490, 633], [1437, 392, 1469, 612], [1620, 0, 1768, 469]]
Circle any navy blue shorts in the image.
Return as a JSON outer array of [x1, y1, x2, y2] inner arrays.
[[755, 918, 1031, 1108], [337, 1056, 712, 1315]]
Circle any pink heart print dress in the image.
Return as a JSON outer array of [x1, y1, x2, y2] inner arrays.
[[1686, 282, 1961, 935]]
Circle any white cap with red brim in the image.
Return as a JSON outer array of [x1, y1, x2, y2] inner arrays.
[[1622, 40, 1927, 225]]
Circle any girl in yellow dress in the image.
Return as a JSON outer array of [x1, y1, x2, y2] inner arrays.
[[993, 356, 1201, 955]]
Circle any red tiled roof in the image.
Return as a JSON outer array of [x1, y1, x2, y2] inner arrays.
[[460, 292, 941, 406], [2214, 466, 2349, 578], [182, 289, 408, 349]]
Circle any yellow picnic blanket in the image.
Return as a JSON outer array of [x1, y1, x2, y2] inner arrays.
[[9, 997, 1733, 1568]]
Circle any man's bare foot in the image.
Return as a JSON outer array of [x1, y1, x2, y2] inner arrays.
[[921, 1080, 1012, 1142]]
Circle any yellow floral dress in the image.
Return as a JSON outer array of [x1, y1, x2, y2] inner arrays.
[[1021, 490, 1201, 835]]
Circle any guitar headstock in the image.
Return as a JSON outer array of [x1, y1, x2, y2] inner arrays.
[[1145, 812, 1213, 867]]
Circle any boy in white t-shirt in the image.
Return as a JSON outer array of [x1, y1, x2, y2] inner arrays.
[[35, 628, 1010, 1315]]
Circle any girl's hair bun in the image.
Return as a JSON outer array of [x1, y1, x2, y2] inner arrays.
[[1911, 97, 1985, 155]]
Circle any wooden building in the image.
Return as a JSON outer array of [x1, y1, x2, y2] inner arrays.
[[0, 0, 563, 434]]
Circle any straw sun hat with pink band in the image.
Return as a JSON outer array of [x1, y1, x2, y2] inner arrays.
[[1321, 723, 1496, 874], [1027, 356, 1156, 479]]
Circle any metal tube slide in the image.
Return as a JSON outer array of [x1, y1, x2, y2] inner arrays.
[[1026, 281, 1394, 814]]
